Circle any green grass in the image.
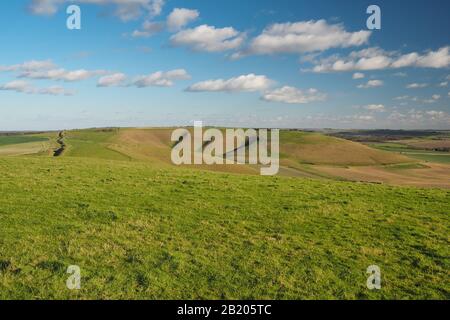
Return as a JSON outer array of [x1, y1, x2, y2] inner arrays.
[[404, 153, 450, 164], [371, 143, 450, 164], [0, 156, 448, 299], [0, 135, 48, 147], [64, 129, 131, 161], [383, 163, 429, 170]]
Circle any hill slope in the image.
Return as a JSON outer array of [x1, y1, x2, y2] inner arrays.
[[3, 128, 447, 188], [0, 156, 448, 299], [280, 131, 411, 166]]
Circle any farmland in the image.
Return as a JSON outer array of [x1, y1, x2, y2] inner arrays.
[[0, 128, 449, 299]]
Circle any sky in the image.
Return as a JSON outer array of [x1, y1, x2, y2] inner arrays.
[[0, 0, 449, 131]]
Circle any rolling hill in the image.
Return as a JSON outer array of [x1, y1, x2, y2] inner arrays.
[[0, 128, 448, 299], [1, 128, 448, 188]]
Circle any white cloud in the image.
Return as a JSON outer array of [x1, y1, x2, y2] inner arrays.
[[352, 115, 375, 121], [133, 69, 190, 87], [187, 74, 272, 92], [0, 59, 56, 72], [424, 94, 441, 103], [28, 0, 165, 21], [97, 73, 127, 87], [425, 110, 450, 122], [38, 85, 74, 96], [310, 46, 450, 72], [388, 109, 450, 125], [131, 21, 164, 38], [363, 104, 385, 112], [167, 8, 199, 31], [394, 95, 409, 100], [406, 83, 428, 89], [262, 86, 326, 104], [19, 68, 106, 82], [236, 20, 370, 57], [0, 80, 73, 95], [1, 59, 110, 84], [170, 24, 245, 52], [352, 72, 365, 79], [357, 79, 384, 89], [0, 80, 32, 93], [439, 81, 448, 87]]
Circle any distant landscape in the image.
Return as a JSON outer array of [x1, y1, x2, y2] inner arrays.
[[0, 128, 448, 299]]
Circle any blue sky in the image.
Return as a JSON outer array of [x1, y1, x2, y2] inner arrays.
[[0, 0, 449, 130]]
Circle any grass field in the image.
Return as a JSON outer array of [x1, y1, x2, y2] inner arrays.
[[0, 156, 448, 299], [0, 135, 48, 147], [0, 128, 449, 299], [371, 142, 450, 164]]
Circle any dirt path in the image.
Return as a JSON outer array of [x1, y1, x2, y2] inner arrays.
[[53, 131, 66, 157]]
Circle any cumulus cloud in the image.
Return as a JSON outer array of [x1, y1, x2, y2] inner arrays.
[[262, 86, 326, 104], [351, 115, 375, 121], [0, 80, 73, 95], [0, 80, 32, 93], [167, 8, 199, 31], [406, 83, 428, 89], [1, 59, 111, 84], [310, 46, 450, 72], [97, 73, 127, 87], [352, 72, 365, 79], [187, 74, 272, 92], [133, 69, 190, 87], [423, 94, 441, 103], [18, 68, 107, 82], [234, 20, 370, 58], [28, 0, 165, 21], [426, 110, 448, 120], [170, 24, 245, 52], [131, 21, 164, 38], [0, 59, 56, 72], [363, 104, 385, 112], [357, 79, 383, 89], [389, 109, 450, 124]]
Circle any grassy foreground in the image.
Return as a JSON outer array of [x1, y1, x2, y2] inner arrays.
[[0, 156, 448, 299]]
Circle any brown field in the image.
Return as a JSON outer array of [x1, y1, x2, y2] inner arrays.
[[314, 163, 450, 189], [395, 139, 450, 150], [0, 141, 52, 156]]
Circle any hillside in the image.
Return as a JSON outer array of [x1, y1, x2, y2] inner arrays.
[[279, 131, 411, 166], [1, 128, 449, 188], [0, 156, 448, 299]]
